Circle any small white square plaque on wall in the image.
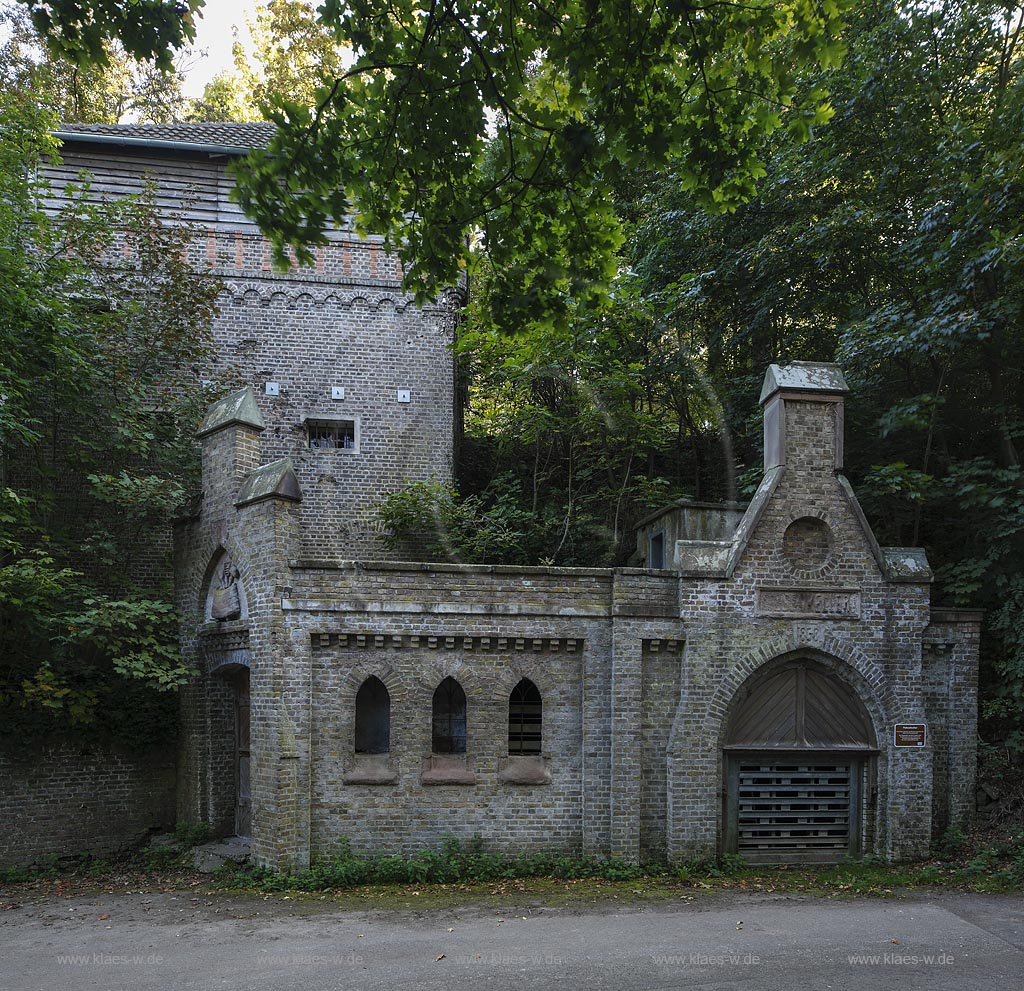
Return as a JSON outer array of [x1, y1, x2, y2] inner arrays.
[[397, 389, 411, 403]]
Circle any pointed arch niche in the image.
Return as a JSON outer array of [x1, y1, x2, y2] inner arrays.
[[203, 551, 248, 625], [344, 675, 397, 786], [499, 678, 551, 786], [421, 677, 477, 786], [722, 658, 878, 865]]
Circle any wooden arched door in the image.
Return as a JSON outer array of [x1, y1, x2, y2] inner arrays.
[[722, 661, 877, 864]]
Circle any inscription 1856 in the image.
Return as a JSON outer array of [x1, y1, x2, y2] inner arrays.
[[757, 586, 861, 619]]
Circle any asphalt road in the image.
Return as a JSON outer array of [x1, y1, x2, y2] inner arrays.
[[2, 889, 1022, 990]]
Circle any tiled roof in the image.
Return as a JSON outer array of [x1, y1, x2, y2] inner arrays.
[[54, 122, 276, 152]]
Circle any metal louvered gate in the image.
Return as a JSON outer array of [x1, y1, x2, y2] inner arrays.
[[724, 756, 864, 864]]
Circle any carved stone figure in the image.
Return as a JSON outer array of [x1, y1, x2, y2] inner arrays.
[[211, 560, 242, 622]]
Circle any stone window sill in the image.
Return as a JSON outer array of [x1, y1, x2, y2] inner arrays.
[[343, 753, 397, 785], [499, 755, 551, 785], [421, 754, 477, 786]]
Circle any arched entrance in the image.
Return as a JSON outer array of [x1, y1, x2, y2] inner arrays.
[[722, 659, 877, 864]]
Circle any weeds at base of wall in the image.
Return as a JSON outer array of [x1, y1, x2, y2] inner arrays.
[[0, 821, 213, 884], [4, 830, 1023, 897], [221, 834, 686, 892], [211, 832, 1024, 896]]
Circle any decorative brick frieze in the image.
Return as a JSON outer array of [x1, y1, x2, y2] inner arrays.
[[312, 631, 583, 653]]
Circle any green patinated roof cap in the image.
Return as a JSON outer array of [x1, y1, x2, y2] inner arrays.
[[197, 387, 266, 438], [759, 362, 849, 405], [236, 458, 302, 508]]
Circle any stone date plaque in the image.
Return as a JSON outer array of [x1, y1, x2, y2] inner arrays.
[[757, 585, 861, 619]]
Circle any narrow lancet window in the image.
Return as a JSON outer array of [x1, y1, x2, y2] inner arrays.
[[354, 676, 390, 754], [508, 679, 542, 755], [432, 677, 467, 754]]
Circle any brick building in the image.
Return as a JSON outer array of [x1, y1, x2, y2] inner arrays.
[[2, 126, 981, 868], [178, 361, 981, 869]]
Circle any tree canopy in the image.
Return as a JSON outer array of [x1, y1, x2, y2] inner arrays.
[[231, 0, 852, 333], [188, 0, 348, 123], [1, 3, 192, 124], [14, 0, 201, 70]]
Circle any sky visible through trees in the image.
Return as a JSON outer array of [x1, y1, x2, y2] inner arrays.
[[3, 0, 1023, 769]]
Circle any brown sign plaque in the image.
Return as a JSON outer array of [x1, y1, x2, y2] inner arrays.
[[893, 724, 927, 748]]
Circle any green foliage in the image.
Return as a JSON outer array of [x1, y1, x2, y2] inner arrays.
[[443, 283, 715, 565], [139, 844, 185, 872], [187, 1, 348, 123], [14, 0, 202, 72], [173, 821, 212, 848], [231, 0, 853, 334], [218, 837, 1024, 896], [6, 836, 1022, 894], [1, 2, 194, 123], [377, 480, 553, 565], [963, 832, 1024, 886], [235, 0, 347, 116], [221, 834, 661, 892], [0, 93, 222, 744], [935, 826, 967, 859]]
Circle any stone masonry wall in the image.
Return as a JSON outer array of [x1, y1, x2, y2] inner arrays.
[[266, 564, 683, 865], [0, 744, 175, 867], [923, 609, 983, 838]]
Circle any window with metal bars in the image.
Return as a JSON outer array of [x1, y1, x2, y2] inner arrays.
[[306, 417, 358, 450], [354, 676, 390, 754], [508, 679, 542, 755], [431, 677, 467, 754]]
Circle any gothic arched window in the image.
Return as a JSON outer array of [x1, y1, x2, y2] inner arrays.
[[508, 679, 542, 755], [432, 677, 467, 754], [354, 676, 390, 754]]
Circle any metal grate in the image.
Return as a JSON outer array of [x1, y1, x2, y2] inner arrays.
[[307, 418, 356, 449], [734, 762, 854, 864], [508, 679, 542, 754]]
